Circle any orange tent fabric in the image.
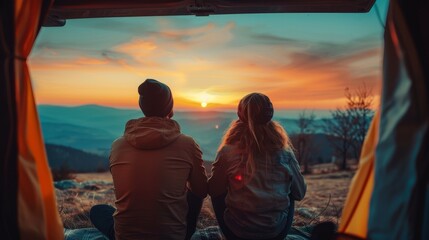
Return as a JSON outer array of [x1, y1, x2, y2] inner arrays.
[[338, 111, 379, 238], [14, 0, 63, 239]]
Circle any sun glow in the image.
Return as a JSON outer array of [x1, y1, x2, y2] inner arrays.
[[197, 92, 212, 108]]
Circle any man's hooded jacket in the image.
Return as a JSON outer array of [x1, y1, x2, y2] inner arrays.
[[110, 117, 207, 240]]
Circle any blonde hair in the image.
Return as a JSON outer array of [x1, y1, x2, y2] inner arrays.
[[219, 93, 292, 180]]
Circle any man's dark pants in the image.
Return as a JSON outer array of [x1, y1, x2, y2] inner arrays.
[[90, 191, 204, 240]]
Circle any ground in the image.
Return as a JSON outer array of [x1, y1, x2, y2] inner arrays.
[[56, 167, 354, 230]]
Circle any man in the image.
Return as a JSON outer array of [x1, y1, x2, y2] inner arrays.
[[90, 79, 208, 240]]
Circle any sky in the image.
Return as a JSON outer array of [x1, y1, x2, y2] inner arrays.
[[29, 0, 389, 111]]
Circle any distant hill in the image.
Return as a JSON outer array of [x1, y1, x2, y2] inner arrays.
[[290, 133, 336, 164], [38, 104, 139, 157], [41, 122, 115, 156], [38, 104, 140, 136], [38, 104, 332, 162], [46, 143, 109, 172]]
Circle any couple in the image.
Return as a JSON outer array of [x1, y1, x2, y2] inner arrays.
[[90, 79, 307, 240]]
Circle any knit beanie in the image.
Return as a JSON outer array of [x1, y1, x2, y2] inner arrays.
[[138, 79, 173, 117]]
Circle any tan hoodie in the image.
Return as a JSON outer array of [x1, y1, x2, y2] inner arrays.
[[110, 117, 207, 240]]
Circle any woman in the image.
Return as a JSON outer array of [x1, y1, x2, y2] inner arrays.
[[208, 93, 306, 240]]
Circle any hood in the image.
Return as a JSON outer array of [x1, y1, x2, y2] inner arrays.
[[124, 117, 181, 150]]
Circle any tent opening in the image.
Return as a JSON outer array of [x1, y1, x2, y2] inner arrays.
[[28, 6, 387, 235]]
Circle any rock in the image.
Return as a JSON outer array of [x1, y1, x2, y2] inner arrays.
[[55, 180, 112, 190], [295, 208, 316, 219], [55, 180, 81, 190], [83, 185, 100, 191], [82, 180, 111, 186]]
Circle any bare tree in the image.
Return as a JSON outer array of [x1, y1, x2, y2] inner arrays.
[[324, 85, 374, 170], [324, 108, 355, 170], [296, 111, 316, 174], [345, 85, 374, 160]]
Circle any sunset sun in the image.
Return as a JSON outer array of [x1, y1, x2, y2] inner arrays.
[[198, 92, 212, 108]]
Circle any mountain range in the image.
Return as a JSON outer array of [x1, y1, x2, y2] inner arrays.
[[38, 104, 333, 172]]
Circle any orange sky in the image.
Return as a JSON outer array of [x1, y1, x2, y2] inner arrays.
[[29, 7, 387, 111]]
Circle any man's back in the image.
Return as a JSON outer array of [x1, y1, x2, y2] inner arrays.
[[110, 117, 207, 240]]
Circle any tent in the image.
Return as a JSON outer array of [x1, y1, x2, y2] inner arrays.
[[0, 0, 427, 239], [339, 2, 428, 239]]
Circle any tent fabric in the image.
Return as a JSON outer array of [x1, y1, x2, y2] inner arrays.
[[397, 2, 429, 239], [0, 1, 19, 239], [339, 0, 429, 239], [338, 111, 379, 238], [367, 0, 429, 239], [13, 0, 64, 239], [2, 0, 428, 239]]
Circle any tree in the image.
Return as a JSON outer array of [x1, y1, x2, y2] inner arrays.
[[324, 108, 355, 170], [324, 85, 374, 170], [296, 111, 316, 174], [345, 85, 374, 160]]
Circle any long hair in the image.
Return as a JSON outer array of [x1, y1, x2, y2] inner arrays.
[[218, 93, 292, 180]]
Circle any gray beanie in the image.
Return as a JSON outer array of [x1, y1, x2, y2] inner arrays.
[[138, 79, 173, 117]]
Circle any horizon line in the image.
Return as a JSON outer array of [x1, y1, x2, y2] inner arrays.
[[36, 103, 335, 112]]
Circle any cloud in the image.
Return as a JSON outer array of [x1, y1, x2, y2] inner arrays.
[[112, 21, 236, 58], [30, 18, 382, 110], [214, 37, 382, 108]]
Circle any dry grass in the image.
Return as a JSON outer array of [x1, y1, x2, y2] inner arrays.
[[56, 167, 354, 230], [294, 171, 354, 226], [56, 175, 115, 229], [52, 166, 76, 182]]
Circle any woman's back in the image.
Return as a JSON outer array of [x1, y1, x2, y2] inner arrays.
[[210, 145, 305, 239], [208, 92, 307, 239]]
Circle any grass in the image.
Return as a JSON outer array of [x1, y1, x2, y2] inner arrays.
[[55, 168, 354, 231], [52, 165, 76, 182]]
